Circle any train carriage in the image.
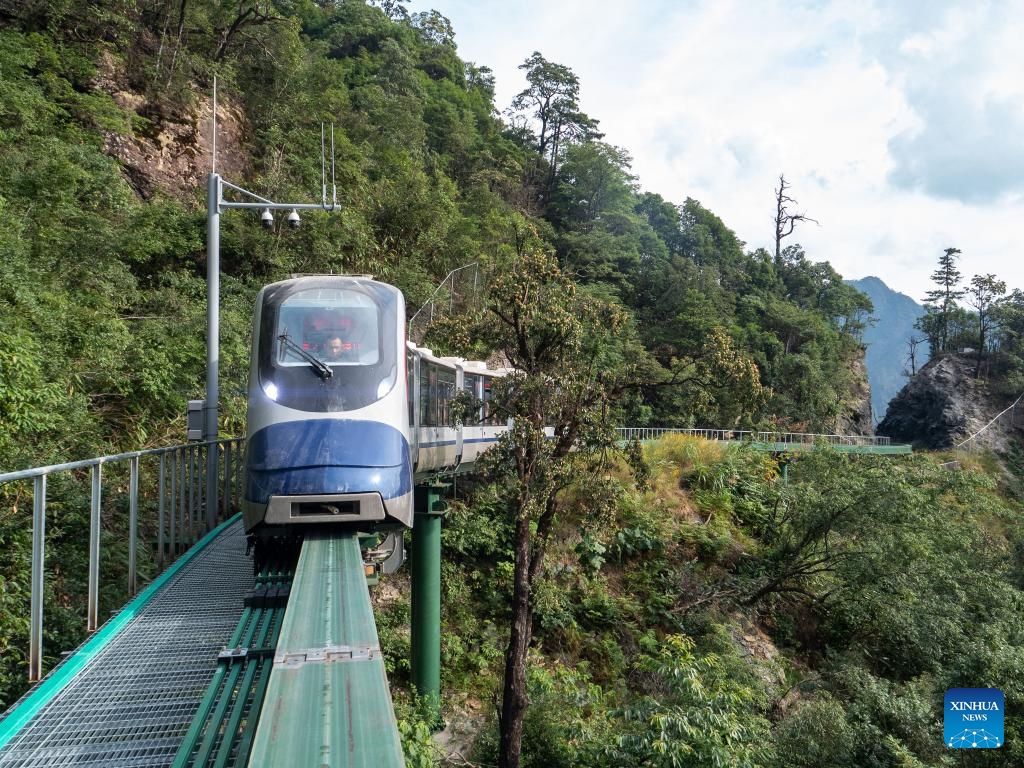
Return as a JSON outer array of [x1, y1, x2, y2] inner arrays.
[[243, 275, 510, 538]]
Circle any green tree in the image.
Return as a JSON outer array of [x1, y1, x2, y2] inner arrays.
[[916, 247, 965, 355], [509, 52, 601, 202], [965, 273, 1006, 376], [466, 249, 632, 768]]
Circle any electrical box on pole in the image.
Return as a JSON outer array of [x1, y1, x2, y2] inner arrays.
[[186, 400, 205, 441]]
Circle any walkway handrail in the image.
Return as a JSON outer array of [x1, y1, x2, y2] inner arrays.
[[615, 427, 892, 446], [0, 438, 246, 683]]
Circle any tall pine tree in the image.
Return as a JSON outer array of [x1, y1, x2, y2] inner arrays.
[[917, 247, 965, 356]]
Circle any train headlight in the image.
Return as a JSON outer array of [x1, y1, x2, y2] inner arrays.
[[263, 382, 279, 401], [376, 365, 397, 399]]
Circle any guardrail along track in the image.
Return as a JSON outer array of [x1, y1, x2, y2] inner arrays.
[[170, 567, 293, 768]]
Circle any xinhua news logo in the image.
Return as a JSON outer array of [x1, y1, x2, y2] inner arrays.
[[945, 688, 1003, 749]]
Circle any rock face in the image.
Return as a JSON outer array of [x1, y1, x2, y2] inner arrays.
[[836, 351, 874, 435], [876, 353, 1019, 450], [93, 52, 249, 201]]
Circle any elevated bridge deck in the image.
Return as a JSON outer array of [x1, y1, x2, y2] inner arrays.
[[0, 518, 253, 767], [617, 428, 912, 454]]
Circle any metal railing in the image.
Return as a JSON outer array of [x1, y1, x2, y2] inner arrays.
[[407, 262, 481, 344], [616, 428, 892, 447], [0, 438, 246, 682]]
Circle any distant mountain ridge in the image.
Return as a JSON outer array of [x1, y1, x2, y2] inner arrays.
[[846, 276, 928, 423]]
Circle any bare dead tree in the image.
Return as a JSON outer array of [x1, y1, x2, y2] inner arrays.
[[213, 0, 284, 63], [905, 336, 924, 376], [774, 174, 818, 266]]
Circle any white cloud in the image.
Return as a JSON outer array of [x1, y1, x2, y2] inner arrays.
[[409, 0, 1024, 298], [882, 3, 1024, 203]]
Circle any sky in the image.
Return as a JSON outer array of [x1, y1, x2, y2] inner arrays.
[[406, 0, 1024, 301]]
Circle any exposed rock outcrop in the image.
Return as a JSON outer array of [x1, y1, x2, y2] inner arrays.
[[93, 52, 249, 201], [835, 351, 874, 435], [876, 353, 1021, 450]]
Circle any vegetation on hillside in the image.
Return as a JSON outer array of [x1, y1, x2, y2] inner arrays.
[[1, 3, 1020, 767], [377, 436, 1024, 767], [916, 247, 1024, 391]]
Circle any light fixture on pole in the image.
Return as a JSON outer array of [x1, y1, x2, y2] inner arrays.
[[205, 79, 338, 530]]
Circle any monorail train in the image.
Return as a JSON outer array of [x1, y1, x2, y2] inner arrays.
[[242, 275, 510, 538]]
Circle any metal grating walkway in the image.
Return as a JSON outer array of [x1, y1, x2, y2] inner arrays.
[[0, 520, 253, 767]]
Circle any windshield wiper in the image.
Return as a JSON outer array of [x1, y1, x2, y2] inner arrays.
[[278, 334, 333, 380]]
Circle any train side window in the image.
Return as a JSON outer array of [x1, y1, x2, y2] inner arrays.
[[437, 368, 456, 426], [482, 377, 499, 425], [463, 373, 481, 425], [420, 365, 435, 426]]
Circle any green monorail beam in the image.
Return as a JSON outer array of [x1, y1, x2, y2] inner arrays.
[[247, 533, 403, 768]]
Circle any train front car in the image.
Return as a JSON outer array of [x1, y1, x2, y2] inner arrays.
[[243, 276, 412, 538]]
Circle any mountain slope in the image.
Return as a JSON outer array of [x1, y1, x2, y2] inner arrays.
[[847, 276, 928, 422]]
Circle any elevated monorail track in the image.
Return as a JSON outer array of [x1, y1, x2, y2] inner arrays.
[[245, 532, 403, 767], [1, 523, 404, 768]]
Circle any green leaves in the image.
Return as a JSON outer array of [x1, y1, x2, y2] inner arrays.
[[609, 635, 772, 768]]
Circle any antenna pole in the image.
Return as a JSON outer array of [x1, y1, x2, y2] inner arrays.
[[321, 123, 327, 206], [204, 169, 221, 531], [212, 76, 218, 174], [205, 74, 221, 532]]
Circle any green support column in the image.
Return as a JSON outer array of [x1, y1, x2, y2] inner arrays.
[[411, 483, 447, 725]]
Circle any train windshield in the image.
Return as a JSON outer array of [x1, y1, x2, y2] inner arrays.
[[258, 279, 400, 412]]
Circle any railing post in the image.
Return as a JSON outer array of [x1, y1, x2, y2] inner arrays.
[[170, 450, 179, 557], [129, 456, 139, 596], [206, 442, 218, 532], [88, 464, 102, 632], [222, 442, 232, 518], [179, 448, 186, 545], [188, 447, 197, 542], [158, 453, 167, 570], [29, 475, 47, 682]]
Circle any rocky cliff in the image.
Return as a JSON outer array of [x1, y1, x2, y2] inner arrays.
[[835, 350, 874, 435], [876, 353, 1023, 450]]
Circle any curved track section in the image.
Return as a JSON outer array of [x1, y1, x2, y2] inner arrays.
[[0, 518, 253, 767]]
